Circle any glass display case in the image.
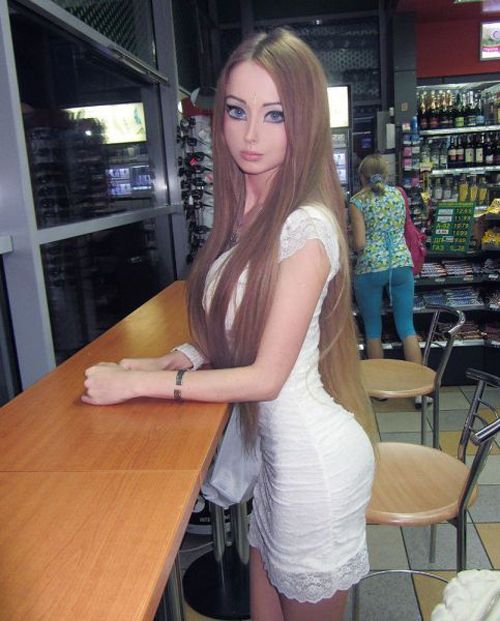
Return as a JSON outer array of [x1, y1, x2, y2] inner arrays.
[[0, 0, 179, 387]]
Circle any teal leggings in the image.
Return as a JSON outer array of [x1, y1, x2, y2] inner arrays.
[[353, 267, 416, 341]]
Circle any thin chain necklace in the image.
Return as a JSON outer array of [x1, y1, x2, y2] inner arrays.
[[228, 205, 263, 248]]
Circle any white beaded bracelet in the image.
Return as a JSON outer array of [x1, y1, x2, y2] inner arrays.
[[171, 343, 207, 370]]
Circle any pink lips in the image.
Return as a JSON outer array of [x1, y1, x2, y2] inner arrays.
[[240, 151, 263, 161]]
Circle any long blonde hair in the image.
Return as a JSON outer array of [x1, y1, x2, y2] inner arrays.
[[187, 28, 375, 440]]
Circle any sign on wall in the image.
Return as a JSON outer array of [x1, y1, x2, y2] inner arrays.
[[480, 22, 500, 61]]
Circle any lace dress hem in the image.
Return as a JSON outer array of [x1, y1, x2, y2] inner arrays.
[[248, 526, 370, 603]]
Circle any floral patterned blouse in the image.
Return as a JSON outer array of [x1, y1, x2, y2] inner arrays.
[[350, 185, 412, 275]]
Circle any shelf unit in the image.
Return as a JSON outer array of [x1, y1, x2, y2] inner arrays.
[[430, 165, 500, 176], [392, 88, 500, 382], [420, 125, 500, 136]]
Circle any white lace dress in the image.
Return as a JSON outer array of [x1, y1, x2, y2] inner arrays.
[[204, 205, 375, 603]]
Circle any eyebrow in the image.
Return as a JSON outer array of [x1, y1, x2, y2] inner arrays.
[[225, 95, 282, 107]]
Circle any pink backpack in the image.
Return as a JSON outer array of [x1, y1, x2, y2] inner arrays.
[[398, 187, 427, 275]]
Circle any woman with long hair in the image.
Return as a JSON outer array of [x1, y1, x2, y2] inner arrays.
[[350, 153, 422, 363], [83, 28, 375, 621]]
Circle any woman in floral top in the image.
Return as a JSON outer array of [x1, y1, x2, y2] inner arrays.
[[349, 154, 421, 363]]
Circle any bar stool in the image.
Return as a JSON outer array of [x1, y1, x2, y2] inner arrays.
[[360, 305, 465, 448], [352, 368, 500, 620], [182, 501, 251, 619]]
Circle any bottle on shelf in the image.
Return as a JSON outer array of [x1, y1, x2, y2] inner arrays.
[[440, 91, 451, 129], [418, 91, 428, 130], [494, 131, 500, 166], [430, 140, 440, 168], [454, 92, 465, 128], [468, 175, 478, 202], [433, 176, 443, 201], [455, 135, 465, 166], [439, 140, 448, 169], [448, 136, 457, 167], [475, 133, 485, 166], [443, 175, 452, 200], [484, 91, 495, 125], [478, 176, 489, 205], [419, 139, 429, 167], [429, 91, 440, 130], [451, 177, 459, 201], [458, 174, 468, 201], [485, 132, 495, 166], [464, 134, 475, 167], [466, 91, 477, 127], [475, 92, 485, 126]]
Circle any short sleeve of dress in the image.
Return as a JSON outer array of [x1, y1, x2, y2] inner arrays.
[[279, 206, 340, 278], [350, 195, 366, 216]]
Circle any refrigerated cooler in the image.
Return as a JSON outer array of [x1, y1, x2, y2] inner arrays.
[[328, 85, 352, 198]]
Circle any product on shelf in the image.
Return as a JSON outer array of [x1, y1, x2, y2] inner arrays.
[[418, 88, 499, 131], [486, 290, 500, 310], [482, 226, 500, 249], [419, 131, 500, 173], [177, 114, 213, 263], [483, 321, 500, 341], [487, 198, 500, 214], [395, 83, 500, 381]]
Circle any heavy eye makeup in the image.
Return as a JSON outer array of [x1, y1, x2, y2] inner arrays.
[[225, 103, 284, 124], [265, 109, 285, 123], [225, 104, 246, 120]]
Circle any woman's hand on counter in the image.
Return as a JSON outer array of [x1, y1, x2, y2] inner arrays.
[[82, 362, 140, 405]]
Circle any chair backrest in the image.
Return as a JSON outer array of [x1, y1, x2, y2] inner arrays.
[[422, 305, 466, 387], [457, 368, 500, 515]]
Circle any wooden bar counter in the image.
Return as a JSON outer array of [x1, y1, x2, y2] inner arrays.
[[0, 281, 230, 621]]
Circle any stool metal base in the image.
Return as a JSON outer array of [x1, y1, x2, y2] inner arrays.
[[182, 544, 250, 620]]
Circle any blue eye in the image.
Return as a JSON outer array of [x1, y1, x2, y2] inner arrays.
[[226, 104, 246, 120], [265, 110, 285, 123]]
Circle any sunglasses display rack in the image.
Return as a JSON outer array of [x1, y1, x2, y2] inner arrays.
[[177, 115, 214, 263], [63, 117, 110, 219], [27, 123, 72, 228], [25, 114, 110, 228]]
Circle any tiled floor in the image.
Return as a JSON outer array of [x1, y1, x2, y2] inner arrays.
[[178, 386, 499, 621]]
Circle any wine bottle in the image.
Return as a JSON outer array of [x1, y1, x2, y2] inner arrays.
[[485, 133, 495, 166], [439, 141, 448, 168], [455, 135, 465, 166], [447, 136, 457, 167], [466, 91, 477, 127], [454, 93, 465, 128], [475, 92, 485, 126], [429, 91, 440, 130], [464, 134, 475, 167], [494, 132, 500, 166], [418, 91, 428, 130], [475, 133, 485, 166]]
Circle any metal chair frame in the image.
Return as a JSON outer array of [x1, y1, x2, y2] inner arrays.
[[419, 304, 465, 448], [353, 368, 500, 621]]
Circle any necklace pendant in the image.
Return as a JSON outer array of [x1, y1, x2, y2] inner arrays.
[[229, 231, 239, 247]]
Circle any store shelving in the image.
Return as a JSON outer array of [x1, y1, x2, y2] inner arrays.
[[392, 84, 500, 380], [430, 165, 500, 176], [420, 125, 500, 136]]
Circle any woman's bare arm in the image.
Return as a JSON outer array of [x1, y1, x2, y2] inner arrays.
[[82, 238, 329, 406], [349, 203, 366, 252]]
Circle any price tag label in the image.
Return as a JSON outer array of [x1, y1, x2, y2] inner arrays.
[[430, 202, 475, 254]]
